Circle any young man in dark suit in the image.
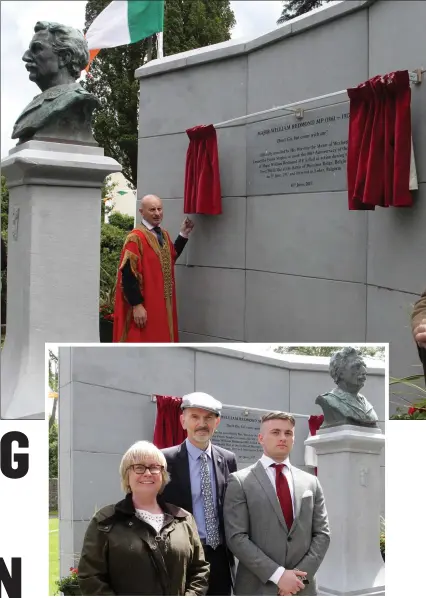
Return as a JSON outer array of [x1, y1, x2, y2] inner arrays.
[[161, 392, 237, 595]]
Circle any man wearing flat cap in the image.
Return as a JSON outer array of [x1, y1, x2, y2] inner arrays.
[[161, 392, 237, 595]]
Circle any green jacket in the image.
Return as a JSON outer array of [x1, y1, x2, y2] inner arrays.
[[78, 493, 209, 596]]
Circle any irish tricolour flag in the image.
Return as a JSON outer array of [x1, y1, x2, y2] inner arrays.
[[85, 0, 164, 68]]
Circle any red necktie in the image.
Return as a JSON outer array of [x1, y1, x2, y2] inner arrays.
[[272, 463, 294, 531]]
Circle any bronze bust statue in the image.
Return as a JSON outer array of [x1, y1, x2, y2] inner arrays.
[[12, 21, 100, 145], [316, 347, 379, 429]]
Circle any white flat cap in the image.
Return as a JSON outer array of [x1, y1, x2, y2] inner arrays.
[[181, 392, 222, 416]]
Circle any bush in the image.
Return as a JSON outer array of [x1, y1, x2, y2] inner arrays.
[[100, 222, 127, 297], [108, 212, 134, 231], [389, 374, 426, 419]]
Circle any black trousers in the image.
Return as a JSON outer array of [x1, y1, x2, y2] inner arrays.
[[203, 544, 232, 596]]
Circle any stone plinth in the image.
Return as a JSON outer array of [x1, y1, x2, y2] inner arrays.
[[305, 425, 385, 596], [1, 140, 121, 419]]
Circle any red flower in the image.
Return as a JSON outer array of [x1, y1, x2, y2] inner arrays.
[[408, 407, 417, 415], [69, 567, 78, 574]]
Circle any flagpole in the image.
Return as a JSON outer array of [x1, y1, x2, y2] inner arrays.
[[157, 31, 164, 59]]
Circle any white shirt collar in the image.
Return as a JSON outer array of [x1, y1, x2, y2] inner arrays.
[[185, 437, 213, 460], [260, 453, 292, 470], [142, 218, 155, 231]]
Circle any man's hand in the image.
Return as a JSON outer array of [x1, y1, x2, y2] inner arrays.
[[277, 569, 306, 596], [180, 217, 195, 237], [133, 304, 147, 328], [413, 318, 426, 348]]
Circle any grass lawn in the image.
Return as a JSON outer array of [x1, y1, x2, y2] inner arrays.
[[49, 517, 59, 596]]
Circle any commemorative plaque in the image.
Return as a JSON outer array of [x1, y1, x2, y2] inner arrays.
[[247, 102, 350, 195]]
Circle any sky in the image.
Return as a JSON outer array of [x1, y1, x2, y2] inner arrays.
[[0, 0, 284, 157]]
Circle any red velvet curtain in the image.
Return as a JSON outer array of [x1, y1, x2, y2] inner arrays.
[[308, 414, 324, 436], [347, 70, 413, 209], [308, 414, 324, 477], [184, 124, 222, 215], [153, 395, 187, 449]]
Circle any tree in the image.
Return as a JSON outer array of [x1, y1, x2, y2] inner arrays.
[[101, 175, 118, 223], [1, 175, 8, 238], [48, 349, 59, 429], [100, 220, 129, 294], [277, 0, 332, 24], [49, 421, 58, 479], [99, 175, 134, 318], [1, 176, 8, 335], [108, 212, 134, 231], [83, 0, 236, 187], [274, 346, 385, 360]]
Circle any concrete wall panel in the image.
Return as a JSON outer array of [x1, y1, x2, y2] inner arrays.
[[246, 192, 368, 283], [245, 271, 367, 342], [175, 266, 245, 340], [139, 57, 247, 137], [71, 347, 195, 398], [367, 184, 426, 294], [247, 10, 368, 114], [195, 351, 290, 410]]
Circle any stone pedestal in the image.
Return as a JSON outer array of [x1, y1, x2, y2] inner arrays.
[[1, 140, 121, 419], [305, 425, 385, 596]]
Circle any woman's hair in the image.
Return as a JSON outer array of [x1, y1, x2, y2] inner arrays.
[[119, 440, 170, 494], [329, 347, 366, 384]]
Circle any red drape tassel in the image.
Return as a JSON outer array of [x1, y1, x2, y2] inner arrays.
[[184, 124, 222, 215], [153, 395, 187, 449]]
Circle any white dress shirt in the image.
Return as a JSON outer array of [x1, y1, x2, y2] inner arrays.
[[142, 218, 188, 239], [259, 453, 295, 586]]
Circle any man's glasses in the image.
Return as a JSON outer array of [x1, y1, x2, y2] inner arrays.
[[129, 464, 164, 475]]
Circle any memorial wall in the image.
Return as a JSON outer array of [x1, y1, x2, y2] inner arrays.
[[58, 345, 385, 577], [136, 0, 426, 414]]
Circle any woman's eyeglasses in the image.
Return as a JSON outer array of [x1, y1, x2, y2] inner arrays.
[[129, 464, 164, 475]]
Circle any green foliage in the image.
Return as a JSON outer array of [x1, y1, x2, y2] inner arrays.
[[49, 349, 58, 393], [389, 373, 426, 419], [1, 175, 8, 238], [277, 0, 332, 24], [99, 175, 129, 317], [108, 212, 134, 231], [83, 0, 235, 187], [55, 567, 79, 595], [101, 175, 118, 222], [163, 0, 236, 56], [100, 221, 128, 313], [49, 422, 58, 479], [274, 346, 385, 360], [1, 176, 8, 331], [390, 409, 426, 420]]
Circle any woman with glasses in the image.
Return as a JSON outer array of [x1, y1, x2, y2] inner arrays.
[[78, 440, 210, 595]]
